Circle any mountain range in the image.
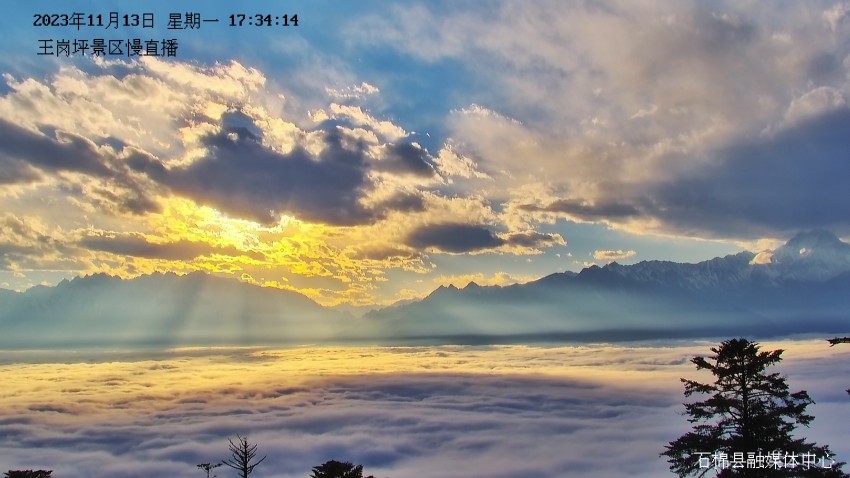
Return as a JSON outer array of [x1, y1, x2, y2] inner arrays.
[[1, 230, 848, 347], [362, 229, 850, 342], [0, 272, 346, 348]]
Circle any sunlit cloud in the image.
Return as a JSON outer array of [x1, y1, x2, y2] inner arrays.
[[359, 0, 850, 241], [3, 0, 850, 303], [0, 56, 575, 304], [593, 249, 637, 261], [326, 82, 381, 101]]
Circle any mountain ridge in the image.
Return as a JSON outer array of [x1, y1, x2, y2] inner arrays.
[[0, 270, 347, 348], [362, 230, 850, 341], [2, 230, 849, 346]]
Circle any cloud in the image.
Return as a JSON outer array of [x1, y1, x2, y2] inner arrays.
[[77, 231, 261, 262], [326, 82, 380, 100], [750, 251, 774, 265], [373, 192, 426, 214], [360, 1, 850, 241], [0, 118, 111, 178], [166, 127, 374, 226], [139, 57, 265, 101], [0, 341, 847, 478], [593, 249, 638, 261], [784, 87, 846, 124], [432, 145, 490, 180], [518, 199, 641, 222], [0, 214, 79, 271], [406, 223, 504, 253], [0, 156, 41, 185], [328, 104, 407, 142], [378, 143, 436, 177], [651, 110, 850, 237], [405, 222, 565, 254], [0, 118, 164, 217], [13, 0, 844, 303], [502, 231, 565, 250]]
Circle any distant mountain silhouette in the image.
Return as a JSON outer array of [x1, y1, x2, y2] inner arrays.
[[1, 231, 849, 347], [0, 272, 347, 348], [363, 230, 850, 342]]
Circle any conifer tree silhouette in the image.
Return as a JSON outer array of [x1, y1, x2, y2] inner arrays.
[[310, 460, 373, 478], [662, 338, 847, 477], [197, 462, 222, 478]]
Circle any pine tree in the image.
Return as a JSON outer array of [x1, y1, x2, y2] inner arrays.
[[662, 338, 847, 477], [197, 462, 222, 478], [310, 460, 367, 478]]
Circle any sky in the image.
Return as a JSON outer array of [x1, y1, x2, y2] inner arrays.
[[2, 1, 850, 307], [1, 340, 849, 477]]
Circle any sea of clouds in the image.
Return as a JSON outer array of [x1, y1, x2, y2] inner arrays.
[[1, 339, 849, 477]]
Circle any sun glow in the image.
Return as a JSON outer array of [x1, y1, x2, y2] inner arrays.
[[74, 198, 426, 306]]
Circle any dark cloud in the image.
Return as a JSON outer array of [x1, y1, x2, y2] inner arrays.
[[519, 199, 640, 221], [220, 110, 264, 142], [516, 110, 850, 238], [0, 115, 407, 225], [0, 118, 111, 177], [380, 143, 436, 177], [503, 231, 562, 248], [165, 128, 375, 226], [0, 109, 431, 227], [0, 156, 41, 185], [376, 191, 426, 213], [113, 190, 161, 215], [407, 223, 504, 253], [125, 149, 167, 181], [71, 178, 162, 216], [406, 225, 560, 253], [652, 109, 850, 237], [0, 120, 162, 216]]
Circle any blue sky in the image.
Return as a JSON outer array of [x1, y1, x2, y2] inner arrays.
[[1, 1, 849, 306]]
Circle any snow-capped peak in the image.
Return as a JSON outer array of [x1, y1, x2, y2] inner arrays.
[[758, 230, 850, 281]]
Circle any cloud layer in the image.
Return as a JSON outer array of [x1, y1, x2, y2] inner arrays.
[[1, 341, 848, 477]]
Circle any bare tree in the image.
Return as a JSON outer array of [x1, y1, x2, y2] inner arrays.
[[221, 434, 266, 478], [197, 462, 222, 478]]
